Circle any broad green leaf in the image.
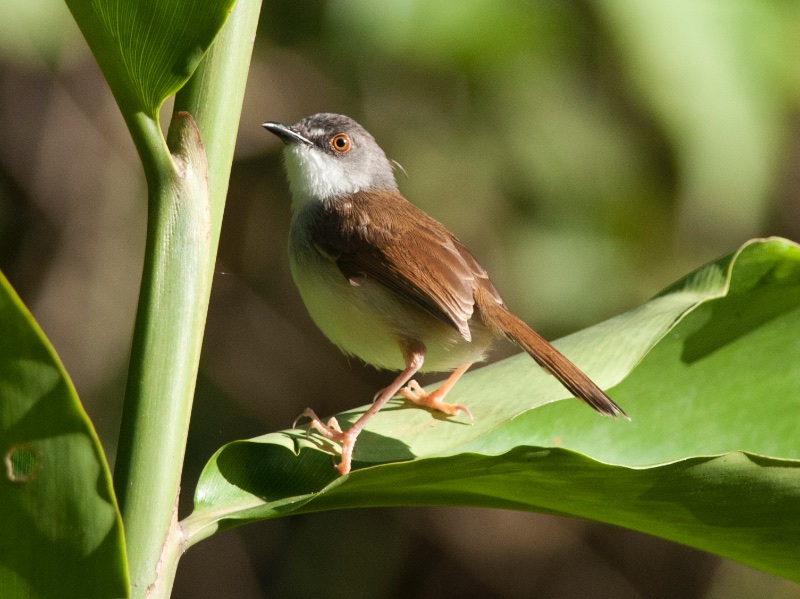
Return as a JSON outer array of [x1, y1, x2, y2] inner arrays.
[[65, 0, 235, 119], [0, 272, 127, 599], [185, 237, 800, 581]]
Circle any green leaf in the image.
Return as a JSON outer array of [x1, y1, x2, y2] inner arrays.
[[65, 0, 235, 119], [0, 272, 127, 599], [185, 237, 800, 581]]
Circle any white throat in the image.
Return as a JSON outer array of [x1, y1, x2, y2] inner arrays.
[[284, 145, 373, 210]]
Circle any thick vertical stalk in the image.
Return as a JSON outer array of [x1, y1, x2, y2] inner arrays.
[[113, 112, 211, 598], [113, 0, 263, 596]]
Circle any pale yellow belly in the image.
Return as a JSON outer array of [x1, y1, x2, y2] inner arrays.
[[288, 242, 493, 372]]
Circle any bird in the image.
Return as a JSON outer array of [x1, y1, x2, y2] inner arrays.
[[263, 113, 626, 475]]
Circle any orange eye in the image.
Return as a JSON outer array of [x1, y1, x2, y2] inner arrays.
[[331, 133, 351, 153]]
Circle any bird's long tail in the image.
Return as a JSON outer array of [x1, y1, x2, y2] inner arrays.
[[480, 298, 627, 419]]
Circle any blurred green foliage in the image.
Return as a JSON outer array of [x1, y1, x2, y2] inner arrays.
[[253, 0, 800, 336]]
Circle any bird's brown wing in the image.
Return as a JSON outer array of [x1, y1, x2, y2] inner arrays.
[[310, 189, 501, 341]]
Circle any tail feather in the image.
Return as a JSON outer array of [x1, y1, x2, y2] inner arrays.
[[483, 301, 627, 419]]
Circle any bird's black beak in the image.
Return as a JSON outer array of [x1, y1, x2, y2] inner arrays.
[[262, 121, 313, 147]]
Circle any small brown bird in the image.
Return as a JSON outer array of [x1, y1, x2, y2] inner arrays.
[[263, 113, 626, 475]]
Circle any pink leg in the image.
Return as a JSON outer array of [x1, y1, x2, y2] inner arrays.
[[399, 363, 474, 422], [296, 344, 426, 475]]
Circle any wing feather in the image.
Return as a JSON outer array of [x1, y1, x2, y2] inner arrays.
[[310, 190, 501, 341]]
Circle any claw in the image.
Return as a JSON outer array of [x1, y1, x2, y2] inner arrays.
[[292, 408, 354, 473], [326, 416, 343, 434], [292, 407, 319, 430], [399, 380, 474, 423]]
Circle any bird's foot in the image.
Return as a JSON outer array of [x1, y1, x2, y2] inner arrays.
[[399, 380, 474, 422], [293, 408, 355, 475]]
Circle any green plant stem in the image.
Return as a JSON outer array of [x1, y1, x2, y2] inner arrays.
[[113, 111, 211, 599], [113, 0, 263, 597], [174, 0, 264, 279]]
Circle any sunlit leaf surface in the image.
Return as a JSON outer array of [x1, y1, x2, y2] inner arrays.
[[65, 0, 235, 118], [186, 238, 800, 581]]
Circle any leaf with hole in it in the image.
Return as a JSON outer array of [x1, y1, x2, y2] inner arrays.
[[185, 237, 800, 581], [0, 272, 127, 599], [65, 0, 235, 119]]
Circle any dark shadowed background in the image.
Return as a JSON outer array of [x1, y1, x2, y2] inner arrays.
[[2, 0, 800, 597]]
